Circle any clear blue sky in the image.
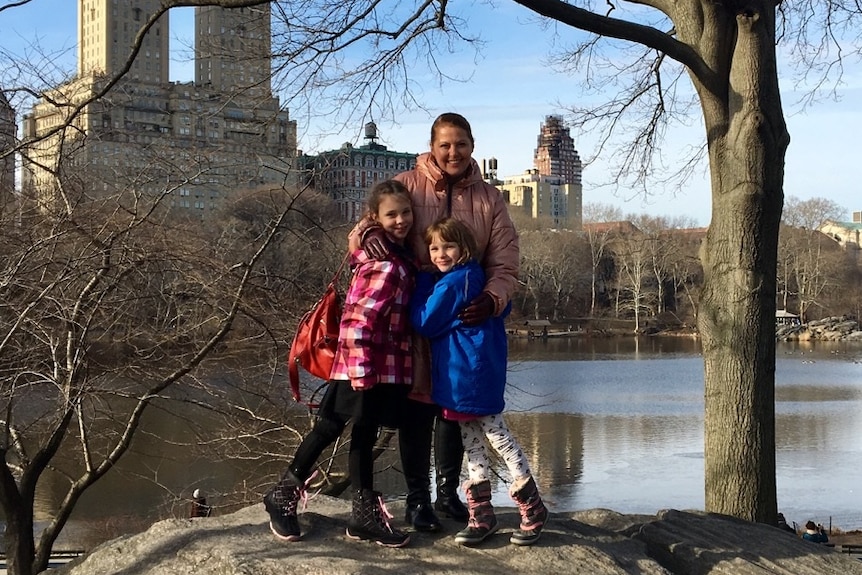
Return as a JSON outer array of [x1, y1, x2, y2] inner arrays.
[[3, 2, 859, 227]]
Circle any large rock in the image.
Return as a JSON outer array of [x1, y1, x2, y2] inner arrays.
[[55, 497, 862, 575], [776, 316, 862, 341]]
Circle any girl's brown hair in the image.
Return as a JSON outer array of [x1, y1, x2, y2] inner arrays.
[[365, 179, 412, 219], [431, 112, 474, 145], [424, 218, 479, 265]]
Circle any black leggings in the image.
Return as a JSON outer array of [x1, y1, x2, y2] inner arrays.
[[288, 411, 379, 491], [399, 400, 465, 506]]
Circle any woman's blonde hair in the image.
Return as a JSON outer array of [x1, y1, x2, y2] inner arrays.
[[424, 218, 479, 265]]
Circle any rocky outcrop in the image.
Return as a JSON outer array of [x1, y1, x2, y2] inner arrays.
[[55, 496, 862, 575], [776, 316, 862, 341]]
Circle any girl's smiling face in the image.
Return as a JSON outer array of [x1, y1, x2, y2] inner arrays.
[[372, 194, 413, 245], [428, 232, 463, 273]]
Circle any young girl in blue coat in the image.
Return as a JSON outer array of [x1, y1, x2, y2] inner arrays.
[[410, 217, 548, 547]]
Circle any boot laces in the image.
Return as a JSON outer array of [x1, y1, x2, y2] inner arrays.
[[375, 493, 396, 533], [278, 471, 318, 516]]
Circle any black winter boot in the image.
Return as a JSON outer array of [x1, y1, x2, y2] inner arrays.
[[509, 476, 549, 546], [405, 503, 442, 532], [263, 471, 305, 541], [435, 475, 469, 522], [346, 489, 411, 548], [453, 480, 498, 545], [400, 413, 441, 532], [434, 418, 468, 522]]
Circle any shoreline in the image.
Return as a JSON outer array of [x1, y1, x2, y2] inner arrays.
[[510, 314, 861, 342]]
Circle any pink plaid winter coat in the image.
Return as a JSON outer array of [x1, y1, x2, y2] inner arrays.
[[329, 248, 414, 390]]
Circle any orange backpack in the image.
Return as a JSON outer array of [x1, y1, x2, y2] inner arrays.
[[287, 255, 349, 404]]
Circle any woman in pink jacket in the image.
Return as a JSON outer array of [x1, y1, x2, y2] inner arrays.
[[353, 112, 519, 532]]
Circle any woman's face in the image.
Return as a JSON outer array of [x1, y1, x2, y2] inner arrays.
[[431, 124, 474, 179]]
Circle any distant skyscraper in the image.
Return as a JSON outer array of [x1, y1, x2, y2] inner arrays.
[[0, 89, 15, 214], [533, 115, 582, 185], [23, 4, 296, 216], [77, 0, 169, 83], [497, 115, 583, 229], [195, 5, 272, 95]]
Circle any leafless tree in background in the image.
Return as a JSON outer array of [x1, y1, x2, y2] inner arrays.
[[778, 196, 852, 321]]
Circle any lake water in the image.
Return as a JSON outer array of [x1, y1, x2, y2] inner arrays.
[[33, 336, 862, 542], [501, 337, 862, 532]]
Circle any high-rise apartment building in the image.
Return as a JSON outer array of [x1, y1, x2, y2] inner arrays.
[[195, 6, 271, 95], [0, 90, 15, 215], [499, 170, 582, 229], [497, 115, 584, 229], [533, 115, 582, 185], [78, 0, 170, 83], [22, 3, 297, 216], [309, 122, 417, 222]]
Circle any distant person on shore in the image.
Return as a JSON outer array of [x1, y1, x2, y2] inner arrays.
[[410, 218, 547, 547], [776, 512, 795, 533], [802, 520, 829, 543], [190, 489, 212, 518]]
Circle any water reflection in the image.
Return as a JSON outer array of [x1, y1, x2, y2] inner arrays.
[[509, 334, 704, 361]]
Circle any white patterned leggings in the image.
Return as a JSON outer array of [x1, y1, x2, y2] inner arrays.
[[460, 413, 532, 484]]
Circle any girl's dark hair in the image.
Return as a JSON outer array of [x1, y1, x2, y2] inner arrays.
[[424, 218, 479, 264], [366, 179, 412, 218], [431, 112, 474, 145]]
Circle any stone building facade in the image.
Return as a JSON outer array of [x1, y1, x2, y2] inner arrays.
[[308, 122, 416, 222], [22, 3, 297, 216], [0, 90, 15, 216], [497, 115, 584, 229]]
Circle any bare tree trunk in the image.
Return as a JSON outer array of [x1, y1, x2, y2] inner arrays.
[[695, 6, 788, 523], [2, 513, 35, 575]]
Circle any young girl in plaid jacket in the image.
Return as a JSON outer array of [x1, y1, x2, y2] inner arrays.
[[264, 180, 417, 548]]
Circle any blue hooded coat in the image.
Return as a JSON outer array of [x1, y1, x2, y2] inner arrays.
[[410, 260, 510, 416]]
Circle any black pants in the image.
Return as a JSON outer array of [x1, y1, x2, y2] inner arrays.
[[399, 400, 465, 506], [289, 408, 379, 491], [288, 381, 404, 491]]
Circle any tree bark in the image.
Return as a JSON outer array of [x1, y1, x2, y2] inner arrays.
[[693, 5, 788, 523]]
